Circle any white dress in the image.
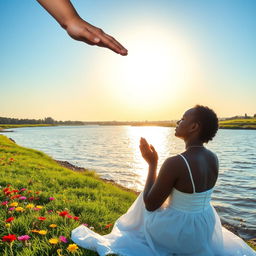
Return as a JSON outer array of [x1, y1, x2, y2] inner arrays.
[[71, 154, 256, 256]]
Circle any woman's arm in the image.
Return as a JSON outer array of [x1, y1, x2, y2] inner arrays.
[[140, 137, 179, 211], [140, 137, 158, 203], [37, 0, 128, 55]]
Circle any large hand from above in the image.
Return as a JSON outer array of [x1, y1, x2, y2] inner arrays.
[[37, 0, 127, 56], [66, 17, 128, 56]]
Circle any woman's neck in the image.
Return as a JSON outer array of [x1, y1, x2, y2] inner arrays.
[[185, 139, 204, 150]]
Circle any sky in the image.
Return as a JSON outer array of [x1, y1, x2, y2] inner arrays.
[[0, 0, 255, 121]]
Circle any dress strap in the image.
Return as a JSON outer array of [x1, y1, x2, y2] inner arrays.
[[179, 154, 196, 193]]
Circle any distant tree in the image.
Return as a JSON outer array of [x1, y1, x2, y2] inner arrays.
[[254, 114, 256, 118], [44, 117, 55, 124]]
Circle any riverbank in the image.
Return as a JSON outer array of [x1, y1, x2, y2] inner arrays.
[[0, 134, 136, 255], [0, 134, 255, 253], [0, 124, 56, 130], [219, 118, 256, 129]]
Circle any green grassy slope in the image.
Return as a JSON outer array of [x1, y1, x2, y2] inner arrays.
[[0, 124, 56, 130], [0, 135, 136, 256], [219, 118, 256, 129]]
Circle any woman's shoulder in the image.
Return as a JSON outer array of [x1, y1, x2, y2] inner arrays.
[[162, 155, 187, 170]]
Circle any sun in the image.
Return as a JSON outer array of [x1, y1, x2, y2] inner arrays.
[[117, 41, 185, 107], [89, 26, 194, 118]]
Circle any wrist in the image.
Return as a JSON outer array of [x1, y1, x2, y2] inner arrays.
[[148, 162, 157, 170], [61, 15, 81, 30]]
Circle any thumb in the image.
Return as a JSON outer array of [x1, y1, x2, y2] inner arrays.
[[150, 144, 156, 152]]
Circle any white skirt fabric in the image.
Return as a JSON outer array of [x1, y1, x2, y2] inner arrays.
[[71, 191, 256, 256]]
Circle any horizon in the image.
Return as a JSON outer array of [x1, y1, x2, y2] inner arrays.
[[1, 0, 255, 121], [0, 113, 254, 123]]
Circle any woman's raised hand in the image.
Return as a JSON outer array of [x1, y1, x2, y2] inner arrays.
[[139, 137, 158, 167]]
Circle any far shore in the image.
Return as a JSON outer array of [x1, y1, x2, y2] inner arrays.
[[1, 118, 256, 131]]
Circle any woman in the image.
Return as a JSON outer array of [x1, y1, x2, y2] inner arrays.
[[72, 105, 256, 256]]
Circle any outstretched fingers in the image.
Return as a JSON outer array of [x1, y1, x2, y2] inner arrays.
[[84, 27, 127, 55], [95, 33, 127, 55], [76, 28, 101, 45]]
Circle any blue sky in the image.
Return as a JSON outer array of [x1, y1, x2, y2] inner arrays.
[[0, 0, 255, 121]]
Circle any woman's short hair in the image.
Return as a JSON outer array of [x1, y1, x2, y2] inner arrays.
[[193, 105, 219, 143]]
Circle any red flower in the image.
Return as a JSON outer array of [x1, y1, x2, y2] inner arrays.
[[9, 158, 15, 161], [10, 194, 21, 199], [28, 197, 34, 201], [105, 223, 113, 229], [12, 190, 19, 193], [66, 214, 73, 219], [37, 217, 46, 221], [5, 217, 15, 223], [73, 216, 80, 221], [1, 201, 8, 205], [59, 211, 69, 217], [3, 188, 9, 192], [2, 234, 17, 242]]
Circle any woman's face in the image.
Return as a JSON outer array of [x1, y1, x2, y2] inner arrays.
[[175, 108, 198, 139]]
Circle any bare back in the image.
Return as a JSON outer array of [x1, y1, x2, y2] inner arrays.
[[174, 148, 218, 193]]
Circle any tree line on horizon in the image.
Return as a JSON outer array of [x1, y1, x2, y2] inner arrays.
[[0, 117, 84, 125], [0, 114, 255, 126]]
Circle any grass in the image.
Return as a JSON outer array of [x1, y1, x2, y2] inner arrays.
[[0, 124, 56, 130], [219, 118, 256, 129], [0, 135, 136, 256]]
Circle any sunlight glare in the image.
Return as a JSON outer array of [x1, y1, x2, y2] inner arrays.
[[88, 24, 195, 120], [113, 28, 192, 109]]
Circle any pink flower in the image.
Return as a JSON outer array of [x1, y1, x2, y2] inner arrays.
[[48, 209, 53, 213], [18, 235, 31, 241], [59, 236, 68, 243], [20, 188, 27, 192], [83, 223, 88, 227], [19, 196, 27, 200], [49, 197, 55, 201], [1, 201, 8, 205], [8, 207, 15, 211]]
